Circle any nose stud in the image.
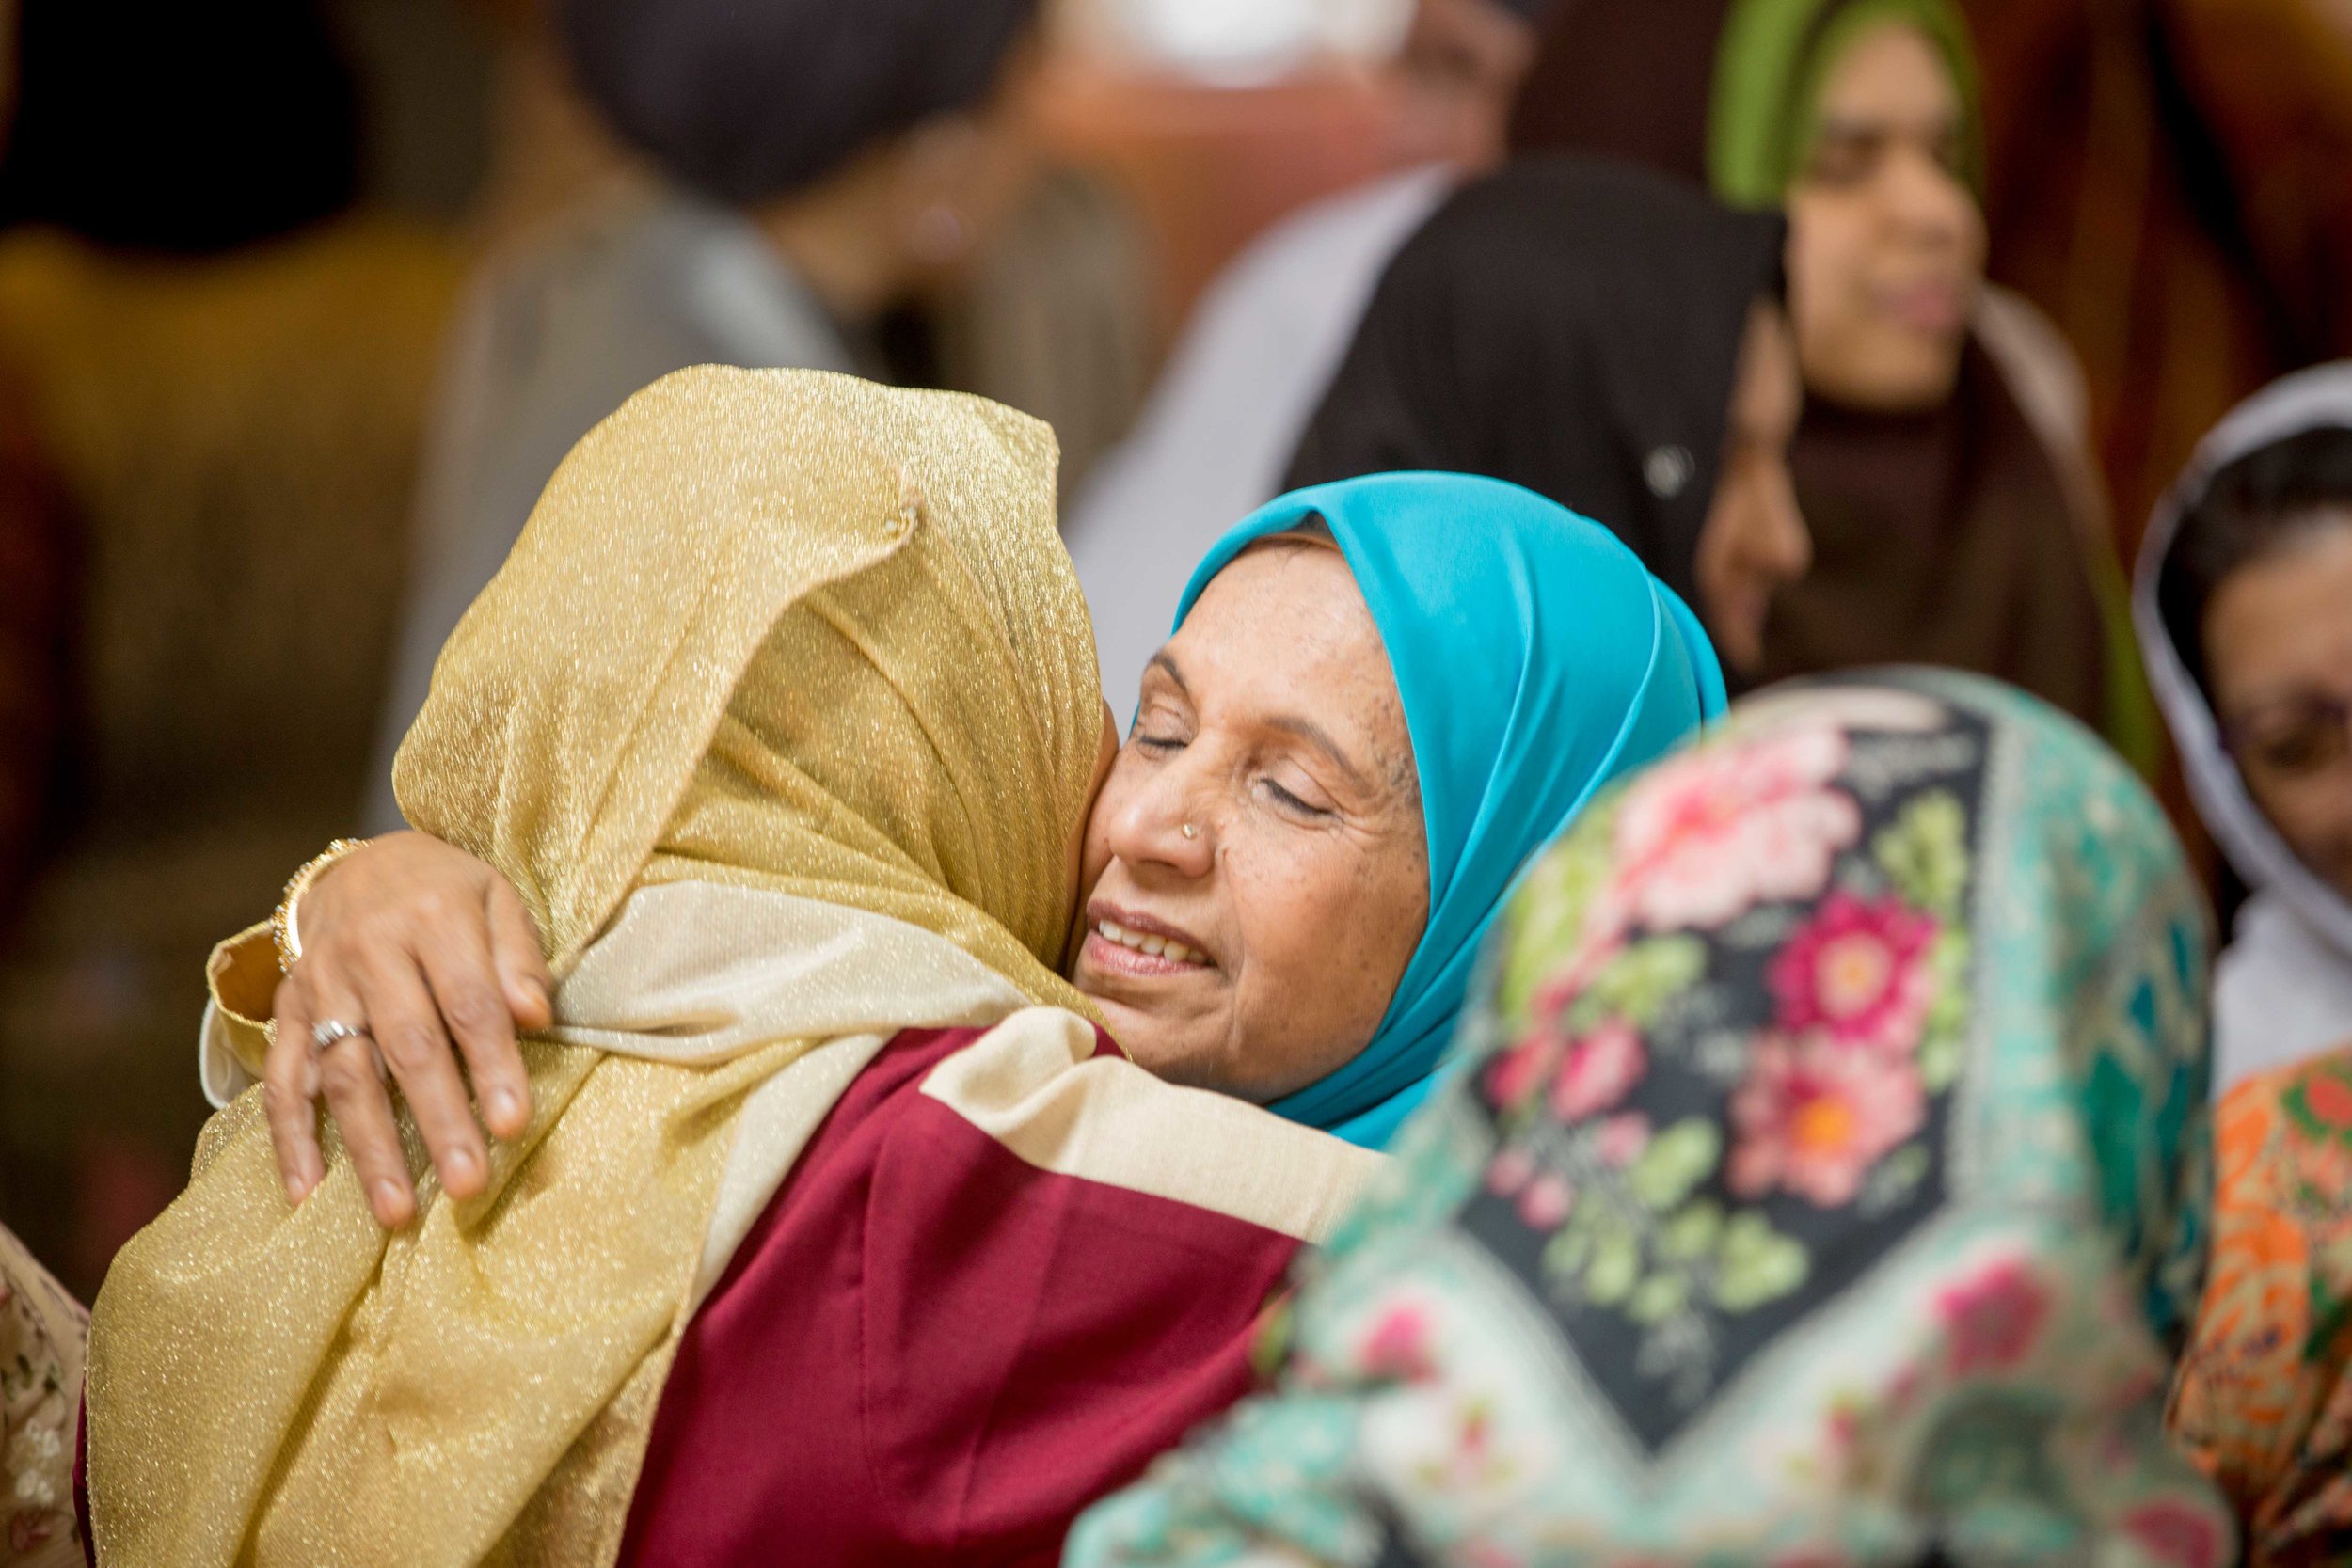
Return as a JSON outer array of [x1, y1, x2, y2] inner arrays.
[[1182, 822, 1199, 841]]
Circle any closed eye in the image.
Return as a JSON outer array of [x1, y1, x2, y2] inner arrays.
[[1263, 778, 1332, 818]]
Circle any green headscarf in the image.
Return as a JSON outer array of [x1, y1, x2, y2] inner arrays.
[[1708, 0, 1984, 207]]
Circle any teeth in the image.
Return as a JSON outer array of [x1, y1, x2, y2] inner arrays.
[[1095, 919, 1203, 966]]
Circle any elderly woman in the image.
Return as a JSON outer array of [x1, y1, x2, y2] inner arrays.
[[85, 369, 1718, 1565], [1071, 670, 2228, 1567]]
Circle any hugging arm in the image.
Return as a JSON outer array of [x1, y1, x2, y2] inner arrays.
[[247, 831, 552, 1226]]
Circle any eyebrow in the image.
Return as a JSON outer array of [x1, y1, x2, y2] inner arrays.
[[1146, 651, 1387, 797], [1145, 649, 1190, 698]]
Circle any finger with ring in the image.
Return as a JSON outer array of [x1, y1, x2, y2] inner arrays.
[[311, 1019, 373, 1053]]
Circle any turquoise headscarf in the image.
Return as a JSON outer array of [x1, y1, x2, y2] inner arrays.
[[1171, 472, 1726, 1148]]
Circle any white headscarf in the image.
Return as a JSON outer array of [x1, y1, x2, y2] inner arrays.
[[2134, 362, 2352, 1091]]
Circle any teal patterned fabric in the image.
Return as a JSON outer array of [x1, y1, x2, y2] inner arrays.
[[1068, 670, 2231, 1568]]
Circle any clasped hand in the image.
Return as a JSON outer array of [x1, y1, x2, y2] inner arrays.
[[264, 831, 553, 1227]]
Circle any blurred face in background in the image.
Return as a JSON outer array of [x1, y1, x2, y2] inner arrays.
[[890, 87, 1044, 296], [2203, 515, 2352, 899], [755, 36, 1045, 317], [1693, 299, 1810, 673], [1387, 0, 1539, 167], [1784, 22, 1985, 412]]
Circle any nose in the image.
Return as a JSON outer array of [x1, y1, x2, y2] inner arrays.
[[1104, 752, 1217, 880], [1881, 143, 1973, 249]]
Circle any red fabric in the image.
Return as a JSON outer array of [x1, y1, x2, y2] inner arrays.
[[618, 1025, 1303, 1567]]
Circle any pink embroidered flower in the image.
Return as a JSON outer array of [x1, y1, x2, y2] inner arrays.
[[2121, 1499, 2227, 1568], [1485, 1145, 1536, 1196], [1936, 1258, 2052, 1375], [1359, 1304, 1436, 1380], [1883, 1362, 1924, 1416], [1518, 1171, 1577, 1229], [1485, 1033, 1562, 1111], [1822, 1396, 1863, 1454], [1549, 1022, 1647, 1123], [1727, 1037, 1925, 1207], [1610, 724, 1861, 931], [1594, 1112, 1652, 1168], [1769, 891, 1938, 1054]]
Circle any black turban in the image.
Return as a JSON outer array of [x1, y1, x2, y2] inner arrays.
[[557, 0, 1041, 206]]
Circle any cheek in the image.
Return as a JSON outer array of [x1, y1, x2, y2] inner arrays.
[[2253, 772, 2352, 853], [1229, 836, 1421, 1048], [1954, 198, 1989, 270], [1786, 198, 1860, 311]]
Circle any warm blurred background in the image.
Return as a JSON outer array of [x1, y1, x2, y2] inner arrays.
[[0, 0, 2346, 1302]]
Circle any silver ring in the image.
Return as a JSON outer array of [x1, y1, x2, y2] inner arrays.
[[311, 1019, 371, 1053]]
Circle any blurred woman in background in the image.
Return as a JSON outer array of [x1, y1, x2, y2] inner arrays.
[[0, 0, 459, 1296], [2171, 1046, 2352, 1563], [1513, 0, 2157, 770], [1060, 0, 1560, 702], [1282, 154, 1807, 685], [363, 0, 1077, 832], [0, 1225, 82, 1567], [1079, 154, 1801, 703], [2137, 364, 2352, 1097]]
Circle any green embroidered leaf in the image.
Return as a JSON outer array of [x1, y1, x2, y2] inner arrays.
[[1661, 1198, 1724, 1261], [1626, 1271, 1691, 1325], [1918, 930, 1972, 1090], [1712, 1212, 1810, 1310], [1586, 1225, 1641, 1307], [1917, 1032, 1962, 1093], [1541, 1214, 1595, 1279], [1873, 790, 1968, 920], [1629, 1118, 1723, 1210], [1870, 1144, 1930, 1205], [1576, 937, 1708, 1029]]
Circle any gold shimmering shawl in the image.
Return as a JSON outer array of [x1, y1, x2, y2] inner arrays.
[[85, 367, 1105, 1567]]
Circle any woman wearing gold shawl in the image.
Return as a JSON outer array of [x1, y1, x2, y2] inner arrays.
[[83, 369, 1722, 1566], [86, 366, 1361, 1567]]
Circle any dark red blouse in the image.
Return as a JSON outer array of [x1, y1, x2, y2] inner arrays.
[[616, 1025, 1308, 1566]]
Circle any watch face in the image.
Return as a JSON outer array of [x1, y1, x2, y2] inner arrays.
[[1076, 0, 1412, 85]]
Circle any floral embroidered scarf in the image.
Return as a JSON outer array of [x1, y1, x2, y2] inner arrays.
[[1070, 669, 2230, 1568], [2170, 1047, 2352, 1563]]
